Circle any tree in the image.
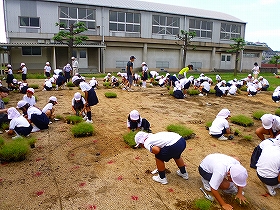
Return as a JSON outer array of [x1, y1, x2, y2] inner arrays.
[[176, 30, 196, 68], [227, 37, 246, 76], [53, 22, 89, 63], [269, 55, 280, 67]]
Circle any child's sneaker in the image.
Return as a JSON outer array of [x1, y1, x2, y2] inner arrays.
[[176, 170, 189, 180], [86, 119, 93, 123], [31, 125, 40, 133], [198, 93, 204, 96], [152, 175, 168, 184], [218, 135, 228, 141], [266, 184, 277, 196], [201, 177, 211, 192]]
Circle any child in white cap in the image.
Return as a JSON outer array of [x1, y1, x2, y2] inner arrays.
[[258, 76, 269, 91], [135, 131, 188, 184], [44, 62, 51, 79], [71, 92, 87, 119], [256, 114, 280, 140], [7, 107, 32, 138], [141, 62, 148, 88], [272, 86, 280, 103], [172, 81, 184, 99], [22, 88, 36, 107], [198, 153, 248, 209], [42, 79, 53, 91], [5, 64, 14, 90], [18, 63, 27, 83], [247, 83, 257, 96], [63, 63, 72, 82], [209, 109, 232, 141], [252, 62, 260, 79], [198, 79, 210, 96], [103, 73, 111, 82], [127, 110, 151, 132], [89, 77, 98, 89], [42, 96, 58, 121]]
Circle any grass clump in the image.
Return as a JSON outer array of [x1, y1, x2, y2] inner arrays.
[[169, 90, 174, 95], [105, 92, 117, 98], [28, 84, 39, 89], [66, 82, 75, 87], [234, 129, 240, 136], [275, 108, 280, 117], [252, 110, 267, 120], [1, 122, 9, 130], [166, 124, 194, 139], [209, 89, 216, 94], [152, 81, 159, 86], [103, 82, 112, 88], [68, 87, 73, 90], [0, 137, 30, 161], [65, 115, 83, 124], [2, 97, 9, 104], [240, 86, 247, 91], [194, 198, 212, 210], [55, 115, 64, 120], [243, 135, 252, 141], [123, 131, 137, 148], [230, 115, 254, 127], [205, 121, 212, 130], [187, 89, 200, 95], [71, 122, 94, 137]]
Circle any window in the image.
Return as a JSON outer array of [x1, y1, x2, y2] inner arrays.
[[189, 19, 212, 38], [243, 53, 260, 58], [59, 7, 96, 29], [22, 47, 41, 56], [156, 61, 169, 68], [116, 61, 127, 68], [19, 17, 40, 27], [220, 23, 241, 40], [152, 15, 179, 35], [109, 11, 140, 32]]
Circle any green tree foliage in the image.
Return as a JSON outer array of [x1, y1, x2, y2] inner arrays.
[[269, 55, 280, 66]]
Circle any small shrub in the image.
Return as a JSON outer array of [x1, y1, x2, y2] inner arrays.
[[252, 110, 267, 120], [28, 84, 39, 89], [275, 108, 280, 117], [105, 92, 117, 98], [65, 115, 83, 124], [240, 86, 247, 91], [234, 129, 240, 136], [205, 121, 212, 130], [2, 97, 9, 104], [66, 82, 75, 87], [230, 115, 254, 127], [209, 89, 216, 94], [55, 115, 64, 120], [123, 131, 137, 148], [243, 135, 252, 141], [25, 137, 37, 148], [0, 138, 30, 161], [187, 89, 200, 95], [166, 124, 194, 139], [71, 122, 94, 137], [1, 122, 9, 130], [194, 198, 212, 210]]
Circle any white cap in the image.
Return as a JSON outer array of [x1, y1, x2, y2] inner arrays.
[[7, 64, 12, 68], [141, 62, 146, 65], [107, 73, 111, 76], [46, 62, 50, 65], [92, 77, 96, 80], [230, 164, 248, 187], [7, 107, 21, 119], [261, 114, 273, 129], [74, 92, 81, 100], [258, 76, 263, 80], [71, 57, 75, 59], [12, 79, 17, 83], [16, 100, 27, 108], [27, 88, 35, 94], [216, 109, 230, 118], [129, 110, 140, 120], [21, 63, 25, 66], [221, 80, 226, 84], [135, 131, 150, 147], [66, 63, 71, 67], [49, 96, 57, 103], [248, 74, 252, 77]]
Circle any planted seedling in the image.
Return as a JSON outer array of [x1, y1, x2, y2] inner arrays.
[[2, 97, 9, 104], [209, 89, 216, 94], [243, 135, 252, 141], [71, 122, 94, 137], [0, 137, 30, 161], [66, 82, 75, 87], [275, 108, 280, 117], [240, 86, 247, 91], [252, 110, 267, 120], [234, 129, 240, 136], [1, 122, 9, 130], [169, 90, 174, 95], [28, 84, 39, 89], [166, 124, 194, 140], [194, 198, 212, 210], [123, 131, 137, 148], [230, 115, 254, 127], [205, 121, 212, 130], [105, 92, 117, 98], [65, 115, 83, 124], [103, 82, 112, 88], [187, 89, 200, 95]]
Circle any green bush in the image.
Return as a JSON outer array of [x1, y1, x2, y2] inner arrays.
[[66, 82, 75, 87], [71, 122, 94, 137], [0, 138, 30, 161], [205, 121, 212, 130], [65, 115, 83, 124], [1, 122, 9, 130], [105, 92, 117, 98], [166, 124, 194, 139], [187, 89, 200, 95], [28, 84, 39, 89], [230, 115, 254, 127], [243, 135, 252, 141], [275, 108, 280, 117], [252, 110, 267, 120], [240, 86, 247, 91], [2, 97, 9, 104], [194, 198, 212, 210], [123, 131, 137, 148]]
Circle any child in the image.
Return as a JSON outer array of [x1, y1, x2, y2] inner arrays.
[[247, 83, 257, 96], [255, 114, 280, 140], [42, 79, 53, 91], [127, 110, 151, 132], [44, 62, 51, 78], [141, 62, 148, 88], [19, 63, 27, 83], [198, 79, 210, 96], [89, 77, 98, 89], [0, 87, 9, 129], [111, 76, 119, 87], [272, 86, 280, 103], [17, 100, 49, 132], [71, 92, 87, 119], [214, 80, 226, 97], [209, 109, 232, 140], [19, 81, 28, 94], [103, 73, 111, 82], [72, 78, 99, 123], [198, 153, 248, 209], [5, 64, 14, 90], [42, 96, 58, 121], [22, 88, 36, 107], [135, 131, 189, 184], [216, 74, 221, 83], [63, 63, 72, 82], [7, 107, 32, 138], [258, 76, 269, 91], [172, 81, 184, 99], [55, 72, 66, 90], [252, 62, 260, 79], [228, 83, 237, 96]]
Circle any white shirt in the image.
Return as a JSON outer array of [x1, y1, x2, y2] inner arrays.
[[27, 107, 42, 120], [201, 81, 210, 91], [228, 85, 237, 95], [23, 95, 36, 106], [9, 115, 30, 129], [79, 81, 92, 92], [247, 85, 257, 92], [159, 77, 166, 85], [200, 153, 241, 190], [44, 80, 52, 88], [209, 117, 229, 135], [22, 66, 27, 74], [252, 66, 260, 74], [89, 79, 98, 87], [118, 73, 127, 78], [143, 132, 181, 151], [72, 60, 78, 68], [44, 65, 51, 73], [42, 103, 53, 113], [142, 65, 148, 72], [273, 87, 280, 97], [150, 71, 159, 78], [179, 78, 189, 87], [260, 78, 269, 86], [271, 115, 280, 133], [71, 97, 86, 106]]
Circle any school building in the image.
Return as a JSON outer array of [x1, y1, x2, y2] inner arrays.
[[0, 0, 267, 73]]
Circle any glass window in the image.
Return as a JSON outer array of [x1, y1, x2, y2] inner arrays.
[[109, 11, 141, 33], [87, 10, 94, 20], [78, 8, 86, 19], [80, 51, 86, 58], [189, 19, 212, 38], [134, 13, 140, 23], [126, 24, 133, 32], [227, 56, 231, 61], [22, 47, 41, 56], [69, 7, 77, 19], [126, 13, 133, 23], [87, 21, 95, 29], [60, 7, 68, 18], [220, 23, 241, 40], [19, 17, 39, 27], [118, 23, 125, 31], [152, 15, 179, 35], [20, 17, 29, 26], [221, 55, 226, 61], [118, 12, 125, 22], [109, 11, 117, 21], [30, 18, 39, 27], [109, 23, 117, 31], [156, 61, 169, 68]]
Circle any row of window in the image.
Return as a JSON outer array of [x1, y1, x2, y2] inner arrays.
[[18, 6, 241, 40]]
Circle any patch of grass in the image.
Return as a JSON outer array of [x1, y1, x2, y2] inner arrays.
[[28, 84, 39, 89], [103, 82, 111, 88], [14, 73, 45, 79], [187, 89, 200, 95], [2, 97, 9, 104], [252, 110, 267, 120], [230, 115, 254, 127], [209, 89, 216, 94], [0, 138, 30, 161], [105, 92, 117, 98], [55, 115, 64, 120], [123, 131, 137, 148], [66, 82, 75, 87], [71, 122, 94, 137], [1, 122, 9, 130], [26, 137, 37, 148], [275, 108, 280, 117], [166, 85, 170, 90], [35, 96, 38, 102], [194, 198, 212, 210], [243, 135, 252, 141], [65, 115, 83, 124], [234, 129, 240, 136], [240, 86, 247, 91], [169, 90, 174, 95], [0, 137, 4, 146], [166, 124, 194, 139], [205, 121, 212, 130]]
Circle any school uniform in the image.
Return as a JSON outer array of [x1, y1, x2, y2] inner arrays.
[[142, 65, 148, 80], [6, 68, 14, 85], [23, 95, 36, 106], [42, 103, 54, 114], [0, 98, 9, 126], [27, 106, 49, 130], [63, 64, 72, 82], [56, 74, 65, 87], [214, 81, 226, 97], [72, 96, 86, 115], [44, 80, 53, 91], [9, 115, 32, 136], [44, 65, 51, 77], [228, 85, 237, 95], [127, 116, 150, 132], [173, 81, 184, 99], [79, 81, 99, 106], [247, 84, 257, 96], [272, 86, 280, 102], [260, 78, 269, 91], [89, 79, 98, 88], [200, 81, 210, 94], [179, 78, 191, 90], [19, 83, 28, 94], [149, 71, 159, 78], [209, 109, 230, 138], [21, 66, 27, 81]]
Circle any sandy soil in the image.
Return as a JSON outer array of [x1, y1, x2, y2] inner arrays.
[[0, 78, 279, 210]]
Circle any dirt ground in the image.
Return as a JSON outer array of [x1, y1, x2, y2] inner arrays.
[[0, 78, 279, 210]]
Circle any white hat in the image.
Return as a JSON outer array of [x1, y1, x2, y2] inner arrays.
[[46, 62, 50, 65], [261, 114, 273, 129], [49, 96, 58, 103], [166, 73, 170, 77], [27, 88, 35, 94], [92, 77, 96, 80], [66, 63, 71, 67], [16, 100, 27, 108], [253, 79, 258, 83], [12, 79, 17, 83], [71, 57, 75, 59], [216, 109, 230, 118], [129, 110, 140, 120], [74, 92, 81, 101], [258, 76, 263, 80], [7, 64, 12, 68], [21, 63, 25, 66], [7, 107, 21, 119], [248, 74, 252, 77], [107, 73, 111, 76], [230, 164, 248, 187], [135, 131, 150, 147], [221, 80, 226, 84], [233, 78, 237, 82], [141, 62, 146, 65]]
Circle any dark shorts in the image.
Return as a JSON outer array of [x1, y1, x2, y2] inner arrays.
[[198, 166, 212, 181], [45, 72, 50, 78], [272, 96, 279, 102], [257, 173, 279, 186], [87, 88, 99, 106], [128, 75, 133, 85], [142, 72, 148, 81], [210, 127, 226, 138], [202, 88, 210, 93], [22, 74, 27, 81], [64, 72, 71, 80], [14, 125, 33, 136], [155, 137, 186, 162], [44, 85, 52, 91], [249, 91, 257, 95], [183, 81, 191, 90], [30, 113, 49, 130]]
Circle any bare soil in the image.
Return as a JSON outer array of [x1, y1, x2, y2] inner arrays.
[[0, 79, 279, 210]]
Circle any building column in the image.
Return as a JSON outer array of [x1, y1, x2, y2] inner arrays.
[[52, 47, 56, 70], [210, 47, 216, 72], [239, 49, 243, 72], [142, 43, 147, 62]]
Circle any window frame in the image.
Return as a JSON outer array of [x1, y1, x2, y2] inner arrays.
[[22, 47, 42, 56], [19, 16, 40, 28], [152, 15, 180, 36], [220, 23, 241, 40], [189, 19, 212, 39]]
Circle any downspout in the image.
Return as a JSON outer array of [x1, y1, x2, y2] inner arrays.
[[101, 6, 105, 73], [3, 0, 8, 43]]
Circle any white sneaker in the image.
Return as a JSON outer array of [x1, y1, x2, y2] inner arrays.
[[218, 135, 228, 141], [49, 121, 52, 124], [266, 185, 277, 196], [86, 119, 93, 123], [198, 93, 204, 96], [201, 177, 211, 192], [152, 175, 168, 184], [276, 101, 280, 103], [176, 170, 189, 180], [83, 116, 88, 121], [223, 183, 238, 194], [31, 125, 40, 133], [12, 135, 22, 140], [248, 94, 252, 97]]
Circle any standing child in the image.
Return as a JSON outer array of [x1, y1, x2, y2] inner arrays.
[[71, 92, 87, 119], [252, 62, 260, 79], [63, 63, 72, 83], [209, 109, 232, 140], [42, 96, 58, 121], [22, 88, 36, 107], [141, 62, 148, 88], [5, 64, 14, 90], [44, 62, 51, 79], [19, 63, 27, 83], [127, 110, 151, 132]]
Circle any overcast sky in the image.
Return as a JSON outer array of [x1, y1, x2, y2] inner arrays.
[[1, 0, 279, 51]]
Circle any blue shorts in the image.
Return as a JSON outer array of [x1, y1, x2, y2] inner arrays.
[[198, 166, 212, 181], [257, 173, 279, 186], [155, 137, 186, 162]]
